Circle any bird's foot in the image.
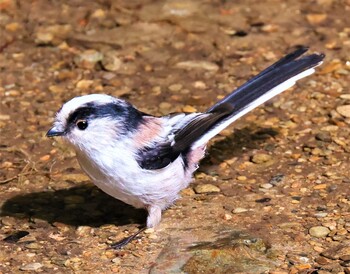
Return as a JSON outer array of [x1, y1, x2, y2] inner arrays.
[[110, 227, 146, 249]]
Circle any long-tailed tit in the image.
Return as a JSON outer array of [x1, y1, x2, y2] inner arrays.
[[47, 47, 324, 248]]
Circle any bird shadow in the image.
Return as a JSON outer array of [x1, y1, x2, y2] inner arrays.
[[200, 126, 278, 168], [1, 125, 278, 228], [1, 184, 147, 228]]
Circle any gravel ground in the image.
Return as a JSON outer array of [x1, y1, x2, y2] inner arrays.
[[0, 0, 350, 273]]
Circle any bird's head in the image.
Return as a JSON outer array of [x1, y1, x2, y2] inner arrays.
[[47, 94, 142, 150]]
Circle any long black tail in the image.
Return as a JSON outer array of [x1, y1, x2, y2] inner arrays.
[[172, 47, 325, 151], [207, 46, 324, 113]]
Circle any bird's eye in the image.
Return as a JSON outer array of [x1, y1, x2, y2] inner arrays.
[[76, 120, 88, 130]]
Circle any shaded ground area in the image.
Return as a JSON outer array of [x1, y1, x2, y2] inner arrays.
[[0, 0, 350, 273]]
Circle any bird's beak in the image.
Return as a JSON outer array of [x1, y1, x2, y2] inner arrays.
[[46, 127, 65, 137]]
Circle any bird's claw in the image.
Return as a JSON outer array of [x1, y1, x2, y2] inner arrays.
[[109, 227, 146, 249]]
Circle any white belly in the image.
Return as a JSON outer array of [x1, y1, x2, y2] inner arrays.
[[75, 148, 190, 210]]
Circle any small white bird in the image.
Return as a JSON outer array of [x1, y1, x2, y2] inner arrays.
[[47, 47, 324, 248]]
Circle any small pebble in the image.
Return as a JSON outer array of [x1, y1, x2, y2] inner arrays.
[[313, 246, 324, 252], [175, 60, 219, 72], [0, 114, 10, 120], [49, 85, 64, 94], [316, 131, 332, 142], [148, 234, 157, 240], [286, 253, 310, 264], [74, 49, 103, 69], [313, 184, 327, 190], [101, 52, 122, 72], [159, 102, 172, 111], [39, 154, 50, 161], [76, 226, 93, 237], [182, 105, 197, 112], [5, 90, 20, 96], [168, 84, 183, 92], [306, 13, 327, 25], [25, 242, 42, 250], [194, 184, 220, 194], [20, 263, 43, 271], [255, 197, 271, 203], [223, 213, 232, 220], [1, 217, 17, 226], [295, 264, 312, 270], [340, 255, 350, 261], [321, 125, 338, 132], [322, 221, 337, 230], [261, 24, 279, 33], [181, 188, 195, 196], [1, 161, 13, 168], [35, 32, 54, 44], [269, 174, 285, 186], [61, 173, 89, 183], [315, 256, 330, 265], [112, 257, 121, 264], [336, 105, 350, 118], [144, 228, 154, 234], [76, 80, 94, 90], [309, 226, 330, 238], [314, 212, 328, 218], [232, 207, 248, 213], [5, 22, 21, 32], [251, 154, 272, 164], [260, 183, 273, 189], [193, 81, 206, 89], [340, 94, 350, 100]]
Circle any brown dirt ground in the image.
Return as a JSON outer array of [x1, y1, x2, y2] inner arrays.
[[0, 0, 350, 273]]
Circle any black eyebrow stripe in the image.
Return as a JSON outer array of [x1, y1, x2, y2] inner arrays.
[[66, 102, 144, 132], [67, 103, 124, 124], [67, 106, 97, 124]]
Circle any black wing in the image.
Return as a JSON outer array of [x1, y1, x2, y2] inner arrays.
[[136, 106, 234, 170], [135, 110, 227, 170], [137, 143, 179, 170]]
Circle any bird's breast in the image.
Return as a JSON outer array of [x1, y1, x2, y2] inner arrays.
[[74, 145, 193, 210]]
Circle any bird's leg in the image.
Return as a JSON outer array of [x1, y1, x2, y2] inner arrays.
[[110, 206, 161, 249], [110, 226, 146, 249], [146, 205, 162, 228]]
